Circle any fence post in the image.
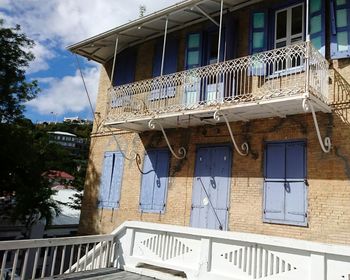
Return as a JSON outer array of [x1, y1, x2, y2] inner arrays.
[[310, 253, 326, 280]]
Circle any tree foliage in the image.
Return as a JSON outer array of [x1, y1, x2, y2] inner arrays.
[[0, 19, 39, 123], [0, 19, 60, 237]]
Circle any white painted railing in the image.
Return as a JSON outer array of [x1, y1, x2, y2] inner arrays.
[[1, 221, 350, 279], [106, 42, 329, 124], [0, 234, 114, 279]]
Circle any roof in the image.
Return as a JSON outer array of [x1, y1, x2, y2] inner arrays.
[[68, 0, 261, 63], [48, 131, 77, 137], [44, 170, 75, 180]]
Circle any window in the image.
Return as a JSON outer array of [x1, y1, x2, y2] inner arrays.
[[263, 141, 307, 226], [331, 0, 350, 58], [275, 4, 304, 49], [98, 151, 124, 209], [139, 149, 170, 213], [186, 33, 202, 69]]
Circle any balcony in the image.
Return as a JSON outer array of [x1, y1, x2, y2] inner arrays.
[[105, 42, 330, 132]]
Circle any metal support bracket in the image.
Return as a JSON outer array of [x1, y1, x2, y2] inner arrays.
[[148, 119, 186, 159], [302, 98, 331, 153], [213, 110, 249, 156], [104, 123, 138, 161]]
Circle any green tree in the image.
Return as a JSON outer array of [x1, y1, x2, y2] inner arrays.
[[0, 19, 39, 123], [0, 19, 59, 237]]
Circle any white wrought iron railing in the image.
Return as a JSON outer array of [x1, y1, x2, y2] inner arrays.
[[1, 221, 350, 280], [106, 42, 329, 123]]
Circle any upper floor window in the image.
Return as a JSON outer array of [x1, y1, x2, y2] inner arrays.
[[275, 3, 304, 49]]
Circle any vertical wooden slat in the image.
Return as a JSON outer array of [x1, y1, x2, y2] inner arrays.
[[84, 244, 89, 271], [11, 249, 19, 280], [98, 242, 103, 269], [68, 245, 74, 273], [41, 247, 49, 278], [76, 244, 82, 272], [32, 248, 40, 280], [60, 245, 66, 275], [92, 243, 96, 270], [51, 246, 58, 276], [0, 250, 8, 280], [20, 248, 30, 280]]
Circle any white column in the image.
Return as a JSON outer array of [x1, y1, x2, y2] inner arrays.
[[217, 0, 224, 64], [310, 253, 326, 280], [160, 17, 169, 76], [110, 35, 119, 86]]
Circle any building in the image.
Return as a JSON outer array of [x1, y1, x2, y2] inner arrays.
[[68, 0, 350, 248], [63, 116, 92, 124], [48, 131, 88, 156]]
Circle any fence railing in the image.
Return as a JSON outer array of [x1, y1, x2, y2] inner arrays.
[[0, 234, 114, 279], [106, 42, 329, 124], [1, 221, 350, 279]]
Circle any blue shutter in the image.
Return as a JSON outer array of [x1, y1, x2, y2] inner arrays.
[[153, 37, 178, 77], [152, 150, 170, 212], [139, 150, 170, 212], [108, 152, 124, 208], [191, 148, 211, 229], [186, 33, 202, 69], [285, 182, 307, 225], [139, 151, 157, 211], [99, 152, 124, 209], [250, 11, 268, 75], [225, 14, 237, 61], [265, 143, 285, 180], [309, 0, 326, 56], [330, 0, 350, 59], [114, 48, 136, 86], [209, 147, 231, 230], [264, 182, 285, 221], [286, 142, 306, 179]]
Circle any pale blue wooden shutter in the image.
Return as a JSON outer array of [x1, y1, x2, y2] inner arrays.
[[190, 148, 210, 229], [285, 142, 307, 225], [264, 143, 285, 221], [139, 150, 170, 212], [209, 147, 231, 230], [264, 182, 285, 221], [99, 152, 124, 209], [330, 0, 350, 59], [152, 150, 170, 211], [309, 0, 326, 56], [139, 151, 157, 211]]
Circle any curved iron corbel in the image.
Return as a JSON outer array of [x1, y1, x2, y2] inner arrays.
[[302, 98, 331, 153], [213, 110, 249, 156], [148, 119, 186, 159], [104, 123, 138, 161]]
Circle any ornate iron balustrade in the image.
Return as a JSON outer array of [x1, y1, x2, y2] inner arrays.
[[106, 42, 329, 124]]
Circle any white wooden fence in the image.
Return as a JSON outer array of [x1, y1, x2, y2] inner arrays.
[[1, 221, 350, 279]]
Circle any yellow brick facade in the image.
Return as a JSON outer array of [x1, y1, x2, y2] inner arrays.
[[79, 1, 350, 246]]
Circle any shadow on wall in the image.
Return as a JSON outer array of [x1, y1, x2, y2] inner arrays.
[[78, 138, 101, 235], [332, 68, 350, 125]]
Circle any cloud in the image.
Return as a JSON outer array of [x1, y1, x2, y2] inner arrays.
[[27, 42, 55, 74], [26, 66, 100, 116]]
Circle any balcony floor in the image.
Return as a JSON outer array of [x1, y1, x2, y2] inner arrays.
[[106, 93, 331, 132]]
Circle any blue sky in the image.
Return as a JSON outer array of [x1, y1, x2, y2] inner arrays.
[[0, 0, 179, 123]]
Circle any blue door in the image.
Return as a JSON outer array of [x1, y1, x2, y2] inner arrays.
[[190, 146, 232, 230]]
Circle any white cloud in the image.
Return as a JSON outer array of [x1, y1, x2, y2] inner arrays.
[[27, 42, 55, 74], [26, 66, 100, 116]]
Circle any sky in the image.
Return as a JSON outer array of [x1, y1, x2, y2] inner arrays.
[[0, 0, 180, 123]]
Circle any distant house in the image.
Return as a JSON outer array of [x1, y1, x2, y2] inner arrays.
[[63, 116, 92, 125], [44, 170, 75, 188], [48, 131, 88, 156]]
